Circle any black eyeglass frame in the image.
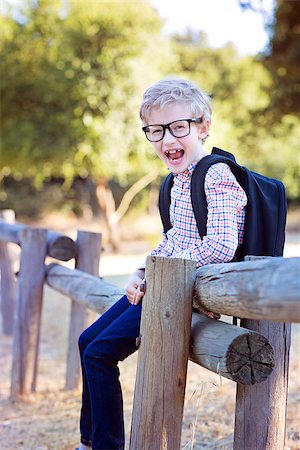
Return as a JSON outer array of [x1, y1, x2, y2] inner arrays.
[[142, 117, 203, 142]]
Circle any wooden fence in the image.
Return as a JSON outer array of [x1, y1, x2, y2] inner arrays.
[[0, 211, 299, 450]]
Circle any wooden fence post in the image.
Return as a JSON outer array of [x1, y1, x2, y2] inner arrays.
[[0, 241, 16, 336], [0, 209, 16, 335], [234, 319, 291, 450], [233, 255, 292, 450], [65, 230, 102, 390], [233, 319, 291, 450], [10, 227, 48, 398], [130, 256, 196, 450]]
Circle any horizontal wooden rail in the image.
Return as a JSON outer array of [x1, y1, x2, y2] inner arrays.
[[45, 263, 124, 312], [45, 262, 275, 384], [190, 313, 273, 384], [193, 257, 300, 322], [0, 222, 76, 261]]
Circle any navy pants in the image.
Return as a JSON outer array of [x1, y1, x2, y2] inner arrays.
[[78, 295, 142, 450]]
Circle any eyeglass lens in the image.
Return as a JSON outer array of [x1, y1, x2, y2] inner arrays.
[[146, 120, 191, 142]]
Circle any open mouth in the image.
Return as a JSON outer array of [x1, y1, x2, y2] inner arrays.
[[165, 149, 184, 161]]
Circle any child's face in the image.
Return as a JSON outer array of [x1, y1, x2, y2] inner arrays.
[[147, 103, 209, 174]]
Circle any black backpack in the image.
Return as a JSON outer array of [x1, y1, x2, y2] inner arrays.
[[158, 147, 287, 260]]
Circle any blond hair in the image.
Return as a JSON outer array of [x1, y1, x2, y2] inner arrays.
[[140, 77, 212, 124]]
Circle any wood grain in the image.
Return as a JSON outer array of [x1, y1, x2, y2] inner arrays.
[[130, 256, 196, 450], [193, 257, 300, 322]]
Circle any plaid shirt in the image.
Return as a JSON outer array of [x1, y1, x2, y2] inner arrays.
[[150, 162, 247, 266]]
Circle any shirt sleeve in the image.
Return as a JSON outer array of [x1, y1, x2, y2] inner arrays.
[[170, 163, 247, 265], [150, 232, 172, 258]]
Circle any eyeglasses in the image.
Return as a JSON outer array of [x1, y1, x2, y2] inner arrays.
[[142, 118, 203, 142]]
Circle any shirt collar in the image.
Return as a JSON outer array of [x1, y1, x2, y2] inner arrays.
[[174, 162, 198, 181]]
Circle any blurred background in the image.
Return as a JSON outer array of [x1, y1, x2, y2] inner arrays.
[[0, 0, 299, 251], [0, 3, 299, 449]]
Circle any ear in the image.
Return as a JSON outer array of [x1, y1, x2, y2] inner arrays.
[[198, 120, 211, 141]]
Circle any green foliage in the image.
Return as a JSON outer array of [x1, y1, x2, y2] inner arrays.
[[262, 0, 300, 118], [0, 0, 171, 189], [170, 30, 299, 201], [0, 0, 299, 222]]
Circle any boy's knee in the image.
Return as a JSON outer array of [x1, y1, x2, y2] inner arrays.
[[83, 340, 113, 370], [78, 328, 93, 355], [82, 344, 92, 369]]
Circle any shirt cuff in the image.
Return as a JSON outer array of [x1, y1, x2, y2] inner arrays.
[[136, 261, 146, 271]]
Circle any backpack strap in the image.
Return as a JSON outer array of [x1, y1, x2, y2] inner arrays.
[[158, 147, 243, 238], [158, 171, 174, 234], [191, 147, 243, 239]]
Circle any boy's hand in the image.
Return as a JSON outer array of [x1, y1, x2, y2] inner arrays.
[[126, 270, 145, 305]]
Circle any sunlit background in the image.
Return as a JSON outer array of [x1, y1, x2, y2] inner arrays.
[[0, 3, 299, 449], [150, 0, 274, 55], [0, 0, 299, 250]]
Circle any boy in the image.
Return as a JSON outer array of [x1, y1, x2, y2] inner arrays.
[[76, 77, 247, 450]]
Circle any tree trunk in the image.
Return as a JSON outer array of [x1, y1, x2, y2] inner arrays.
[[96, 178, 120, 251], [95, 173, 158, 251]]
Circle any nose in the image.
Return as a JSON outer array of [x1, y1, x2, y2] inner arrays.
[[162, 127, 175, 144]]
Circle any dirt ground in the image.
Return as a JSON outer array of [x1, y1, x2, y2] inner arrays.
[[0, 225, 299, 450]]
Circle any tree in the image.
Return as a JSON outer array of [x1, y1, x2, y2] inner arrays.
[[170, 32, 271, 155], [262, 0, 300, 117], [0, 0, 174, 248], [239, 0, 300, 118], [171, 30, 300, 201]]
